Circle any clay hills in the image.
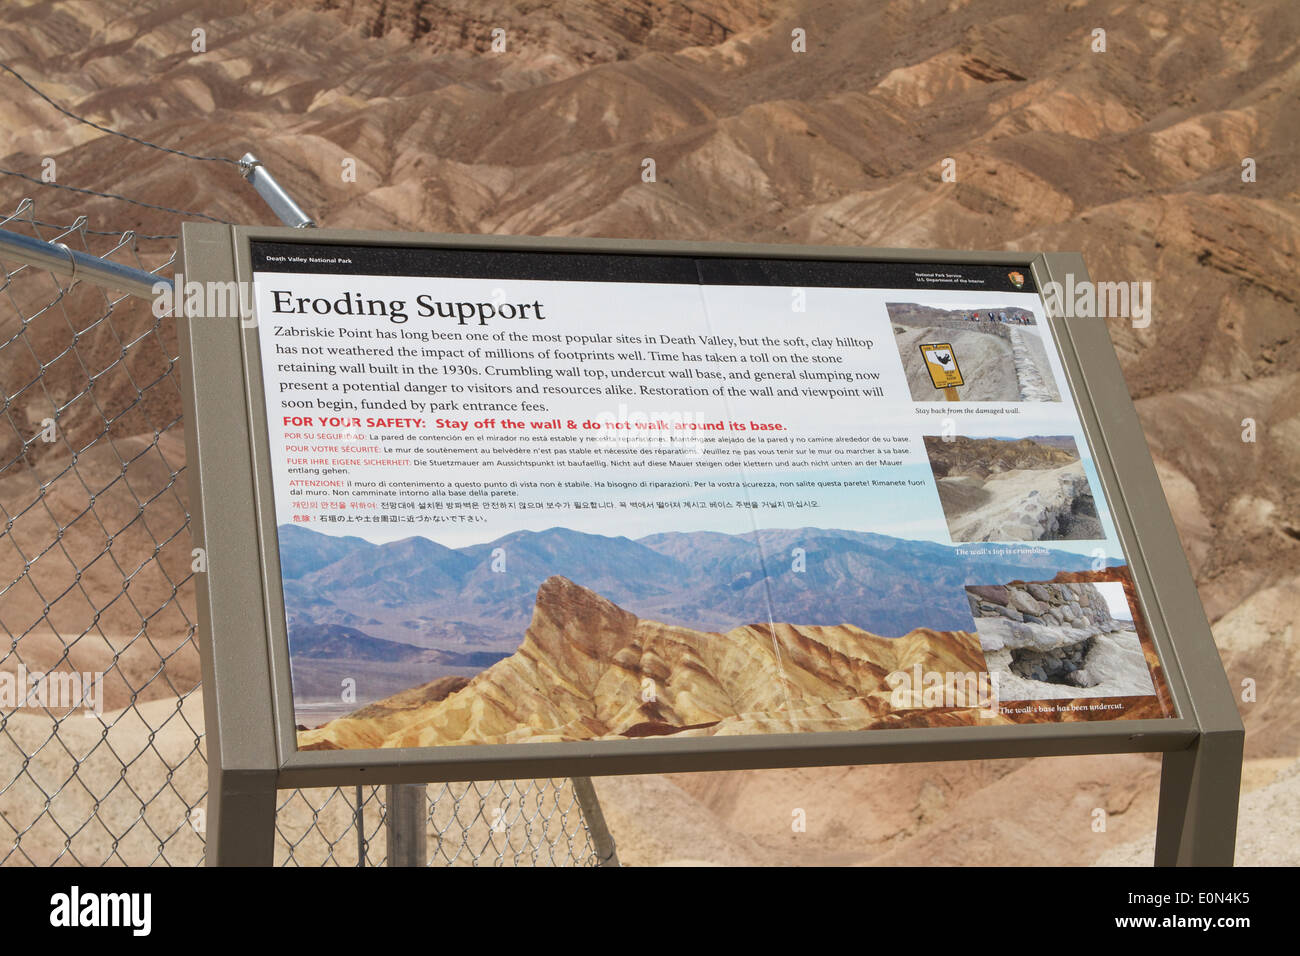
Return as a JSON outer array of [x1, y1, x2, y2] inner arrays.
[[922, 435, 1079, 480], [298, 575, 995, 750]]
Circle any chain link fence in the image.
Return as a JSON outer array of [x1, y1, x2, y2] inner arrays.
[[0, 200, 606, 867]]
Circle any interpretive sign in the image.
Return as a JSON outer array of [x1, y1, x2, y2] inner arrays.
[[242, 241, 1183, 752], [177, 226, 1242, 865]]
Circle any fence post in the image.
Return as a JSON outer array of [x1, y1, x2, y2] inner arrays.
[[239, 152, 316, 228], [384, 784, 428, 866], [572, 777, 619, 866]]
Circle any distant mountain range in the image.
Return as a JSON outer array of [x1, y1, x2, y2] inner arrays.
[[278, 523, 1116, 707], [287, 622, 507, 669]]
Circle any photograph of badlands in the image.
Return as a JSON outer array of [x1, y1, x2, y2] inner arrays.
[[297, 574, 1001, 750], [922, 435, 1102, 542], [967, 580, 1155, 702], [888, 303, 1061, 402]]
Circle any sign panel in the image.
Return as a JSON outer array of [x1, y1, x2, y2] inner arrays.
[[243, 241, 1174, 755], [919, 342, 964, 389]]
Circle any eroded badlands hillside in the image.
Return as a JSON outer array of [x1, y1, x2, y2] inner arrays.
[[298, 575, 996, 749]]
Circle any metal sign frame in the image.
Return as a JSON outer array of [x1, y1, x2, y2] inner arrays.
[[177, 223, 1243, 866]]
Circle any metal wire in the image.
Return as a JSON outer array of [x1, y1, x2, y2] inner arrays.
[[25, 219, 178, 241], [426, 779, 599, 867], [0, 63, 244, 168], [0, 201, 605, 866], [269, 780, 599, 867], [0, 168, 231, 224]]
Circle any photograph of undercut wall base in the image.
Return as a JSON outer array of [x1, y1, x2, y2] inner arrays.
[[923, 435, 1101, 542], [966, 580, 1156, 702]]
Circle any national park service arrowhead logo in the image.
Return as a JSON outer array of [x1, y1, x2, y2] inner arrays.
[[1007, 270, 1025, 289]]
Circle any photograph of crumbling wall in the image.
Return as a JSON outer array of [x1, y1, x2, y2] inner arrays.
[[923, 435, 1101, 542], [888, 303, 1060, 402]]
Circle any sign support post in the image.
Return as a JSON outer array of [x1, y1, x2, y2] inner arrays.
[[1039, 250, 1245, 867], [1155, 731, 1244, 865], [177, 224, 281, 866]]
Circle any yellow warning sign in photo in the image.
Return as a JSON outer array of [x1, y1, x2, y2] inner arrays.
[[919, 343, 964, 389]]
